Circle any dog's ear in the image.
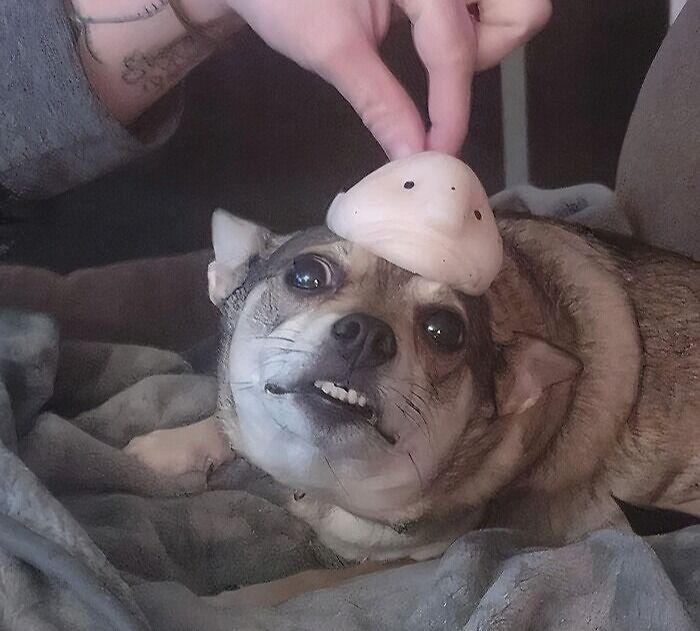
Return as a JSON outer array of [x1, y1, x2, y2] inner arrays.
[[208, 209, 270, 307], [495, 335, 582, 416]]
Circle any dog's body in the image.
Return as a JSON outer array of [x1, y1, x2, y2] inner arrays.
[[126, 212, 699, 599], [460, 217, 700, 539]]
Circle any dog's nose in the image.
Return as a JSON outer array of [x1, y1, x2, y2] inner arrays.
[[332, 313, 397, 368]]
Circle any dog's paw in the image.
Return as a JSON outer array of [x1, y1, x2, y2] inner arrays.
[[124, 418, 231, 477], [124, 427, 205, 476]]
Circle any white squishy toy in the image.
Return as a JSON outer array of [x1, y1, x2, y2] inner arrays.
[[326, 152, 503, 295]]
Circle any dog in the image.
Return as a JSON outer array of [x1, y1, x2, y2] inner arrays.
[[126, 208, 699, 602]]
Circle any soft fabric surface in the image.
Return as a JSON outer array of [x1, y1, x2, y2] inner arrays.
[[0, 250, 217, 351], [0, 308, 699, 631]]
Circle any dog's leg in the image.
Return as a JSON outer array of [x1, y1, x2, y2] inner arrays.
[[203, 560, 412, 609], [124, 416, 233, 477]]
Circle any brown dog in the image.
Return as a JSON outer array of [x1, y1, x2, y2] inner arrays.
[[126, 210, 700, 602]]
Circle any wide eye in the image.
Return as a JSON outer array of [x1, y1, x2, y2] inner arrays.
[[423, 309, 466, 351], [286, 254, 333, 291]]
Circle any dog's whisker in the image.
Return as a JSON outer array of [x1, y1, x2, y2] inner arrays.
[[386, 376, 436, 402], [266, 411, 303, 440], [259, 338, 315, 353], [377, 384, 390, 404], [395, 402, 422, 432], [389, 377, 430, 391], [402, 395, 430, 429], [407, 450, 424, 491], [384, 384, 431, 425], [261, 346, 314, 358], [261, 349, 311, 359], [269, 326, 303, 338], [410, 381, 437, 398], [395, 402, 432, 447], [232, 384, 255, 392], [410, 389, 429, 407], [261, 347, 312, 360], [256, 335, 297, 343], [325, 456, 351, 503], [259, 357, 290, 371]]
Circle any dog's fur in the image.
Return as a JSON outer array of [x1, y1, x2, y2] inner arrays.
[[126, 211, 699, 599]]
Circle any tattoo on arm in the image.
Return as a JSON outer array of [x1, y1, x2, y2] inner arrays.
[[121, 35, 206, 93], [67, 0, 241, 117]]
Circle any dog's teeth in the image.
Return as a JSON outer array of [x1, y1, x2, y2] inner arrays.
[[314, 381, 370, 408], [333, 387, 348, 402]]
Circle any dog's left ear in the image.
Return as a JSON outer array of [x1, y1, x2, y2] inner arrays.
[[495, 335, 582, 416], [208, 209, 270, 307]]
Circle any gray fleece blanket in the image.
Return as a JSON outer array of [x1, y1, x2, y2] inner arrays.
[[1, 309, 699, 631]]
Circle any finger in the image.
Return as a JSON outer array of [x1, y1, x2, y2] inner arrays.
[[398, 0, 477, 155], [473, 0, 552, 70], [315, 37, 426, 159]]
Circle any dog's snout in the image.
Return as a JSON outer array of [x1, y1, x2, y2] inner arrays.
[[332, 313, 397, 368]]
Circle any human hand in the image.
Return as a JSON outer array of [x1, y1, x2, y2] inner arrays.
[[224, 0, 552, 158]]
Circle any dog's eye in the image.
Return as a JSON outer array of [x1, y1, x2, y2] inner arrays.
[[423, 310, 466, 351], [286, 254, 333, 291]]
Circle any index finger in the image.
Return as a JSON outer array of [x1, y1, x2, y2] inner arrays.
[[397, 0, 477, 155]]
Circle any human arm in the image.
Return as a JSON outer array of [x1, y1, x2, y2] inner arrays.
[[0, 0, 550, 201], [0, 0, 237, 199], [69, 0, 552, 158]]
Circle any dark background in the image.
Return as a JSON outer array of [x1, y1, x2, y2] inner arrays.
[[1, 0, 668, 273]]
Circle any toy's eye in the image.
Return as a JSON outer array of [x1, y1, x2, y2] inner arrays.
[[423, 309, 466, 351], [286, 254, 333, 291]]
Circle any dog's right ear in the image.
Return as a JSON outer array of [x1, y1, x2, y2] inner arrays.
[[208, 209, 269, 307], [495, 334, 582, 417]]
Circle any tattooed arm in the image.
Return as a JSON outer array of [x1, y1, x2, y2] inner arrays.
[[1, 0, 548, 201], [71, 0, 551, 156], [69, 0, 245, 125]]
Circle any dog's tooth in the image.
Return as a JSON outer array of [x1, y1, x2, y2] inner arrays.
[[321, 382, 333, 395], [358, 395, 367, 407], [347, 389, 358, 405], [335, 387, 348, 402], [314, 380, 322, 388]]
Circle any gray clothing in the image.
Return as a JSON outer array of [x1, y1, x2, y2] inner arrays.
[[0, 1, 182, 200]]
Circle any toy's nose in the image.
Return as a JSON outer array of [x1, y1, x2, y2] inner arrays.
[[332, 313, 397, 368]]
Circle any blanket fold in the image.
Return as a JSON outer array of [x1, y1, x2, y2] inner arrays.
[[0, 308, 698, 631]]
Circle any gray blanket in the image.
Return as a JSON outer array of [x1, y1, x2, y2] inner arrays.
[[1, 306, 699, 630]]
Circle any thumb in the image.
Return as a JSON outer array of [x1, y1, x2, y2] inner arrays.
[[315, 39, 426, 159]]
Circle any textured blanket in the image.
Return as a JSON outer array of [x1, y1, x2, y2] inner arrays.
[[0, 309, 698, 631]]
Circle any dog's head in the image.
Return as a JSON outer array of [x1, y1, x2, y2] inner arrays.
[[210, 210, 581, 531]]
